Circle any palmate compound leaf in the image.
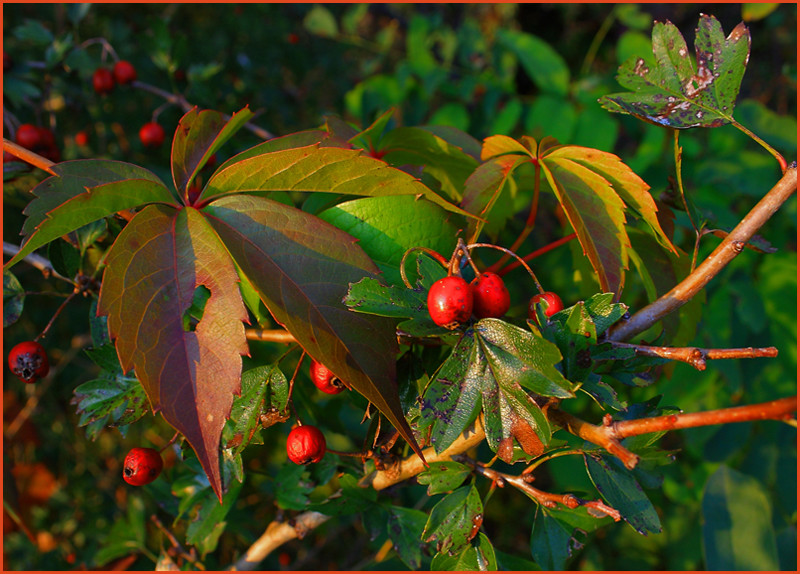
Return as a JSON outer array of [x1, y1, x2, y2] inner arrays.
[[97, 204, 249, 501], [202, 194, 424, 463], [4, 161, 175, 270], [599, 15, 751, 128]]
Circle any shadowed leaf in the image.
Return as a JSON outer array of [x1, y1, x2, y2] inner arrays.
[[98, 205, 249, 500]]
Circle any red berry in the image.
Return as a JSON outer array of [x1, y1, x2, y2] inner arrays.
[[75, 131, 89, 147], [8, 341, 49, 384], [92, 67, 115, 94], [471, 272, 510, 319], [122, 447, 163, 486], [528, 292, 564, 324], [427, 276, 473, 329], [139, 122, 165, 148], [309, 359, 345, 394], [15, 124, 42, 149], [36, 127, 55, 149], [112, 60, 137, 85], [286, 425, 326, 464]]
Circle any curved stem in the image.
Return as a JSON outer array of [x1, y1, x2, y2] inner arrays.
[[467, 242, 543, 293], [731, 119, 788, 173], [496, 232, 577, 276], [607, 165, 797, 342]]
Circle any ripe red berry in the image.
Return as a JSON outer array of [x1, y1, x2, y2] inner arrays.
[[112, 60, 137, 85], [427, 275, 473, 329], [92, 67, 115, 94], [36, 127, 55, 149], [75, 131, 89, 147], [8, 341, 49, 384], [309, 359, 345, 394], [122, 447, 163, 486], [139, 122, 165, 148], [15, 124, 42, 149], [286, 425, 326, 464], [471, 272, 510, 319], [528, 292, 564, 324]]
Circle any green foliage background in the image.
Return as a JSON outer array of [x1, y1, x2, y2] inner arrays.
[[3, 3, 796, 570]]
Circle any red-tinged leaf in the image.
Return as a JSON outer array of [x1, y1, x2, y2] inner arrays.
[[5, 169, 174, 270], [97, 205, 248, 500], [480, 134, 534, 161], [599, 15, 751, 129], [540, 157, 629, 295], [544, 146, 677, 255], [215, 130, 349, 174], [202, 194, 423, 461], [199, 143, 471, 218], [461, 154, 530, 241], [171, 107, 254, 197]]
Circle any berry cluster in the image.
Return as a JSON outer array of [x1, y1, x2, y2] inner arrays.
[[424, 243, 565, 330], [92, 60, 137, 95]]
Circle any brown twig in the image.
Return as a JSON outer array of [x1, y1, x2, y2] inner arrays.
[[2, 138, 57, 175], [606, 341, 778, 370], [607, 165, 797, 342], [549, 397, 796, 469], [245, 329, 297, 344], [466, 459, 621, 522]]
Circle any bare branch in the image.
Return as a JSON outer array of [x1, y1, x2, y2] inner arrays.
[[547, 409, 641, 469], [606, 341, 778, 370], [607, 165, 797, 342]]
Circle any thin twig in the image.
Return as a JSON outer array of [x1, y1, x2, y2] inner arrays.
[[3, 242, 73, 284], [607, 165, 797, 342], [605, 341, 778, 371], [2, 138, 57, 175], [467, 459, 622, 521]]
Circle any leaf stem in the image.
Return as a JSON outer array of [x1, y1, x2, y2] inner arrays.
[[731, 119, 788, 173], [672, 130, 702, 272]]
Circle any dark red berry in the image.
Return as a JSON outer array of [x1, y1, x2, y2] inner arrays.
[[309, 359, 345, 394], [75, 131, 89, 147], [112, 60, 137, 85], [3, 50, 12, 72], [92, 67, 115, 94], [8, 341, 49, 384], [528, 292, 564, 324], [15, 124, 42, 149], [427, 276, 473, 329], [36, 127, 55, 149], [471, 272, 510, 319], [122, 447, 163, 486], [139, 122, 165, 148], [286, 425, 326, 464]]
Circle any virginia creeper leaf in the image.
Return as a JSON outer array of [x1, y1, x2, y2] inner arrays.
[[599, 15, 751, 128], [200, 143, 471, 217], [171, 106, 254, 196], [544, 146, 677, 255], [98, 204, 249, 501], [5, 161, 172, 270], [215, 129, 344, 173], [540, 156, 629, 295], [202, 194, 424, 461]]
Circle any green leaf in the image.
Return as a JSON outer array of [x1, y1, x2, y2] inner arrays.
[[228, 364, 288, 455], [343, 277, 429, 320], [417, 461, 472, 495], [309, 473, 378, 516], [530, 506, 575, 570], [201, 141, 470, 217], [5, 161, 173, 270], [418, 335, 481, 453], [496, 29, 570, 95], [98, 205, 249, 501], [377, 126, 479, 201], [171, 106, 254, 196], [3, 270, 25, 327], [431, 532, 497, 571], [547, 302, 597, 382], [387, 506, 429, 570], [584, 453, 661, 535], [303, 4, 338, 37], [274, 464, 316, 511], [185, 477, 243, 556], [318, 195, 460, 287], [72, 372, 149, 440], [203, 195, 424, 462], [93, 495, 146, 567], [475, 319, 576, 399], [702, 465, 779, 570], [13, 19, 54, 44], [600, 15, 751, 129], [540, 153, 629, 295], [422, 485, 483, 555], [583, 292, 629, 335]]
